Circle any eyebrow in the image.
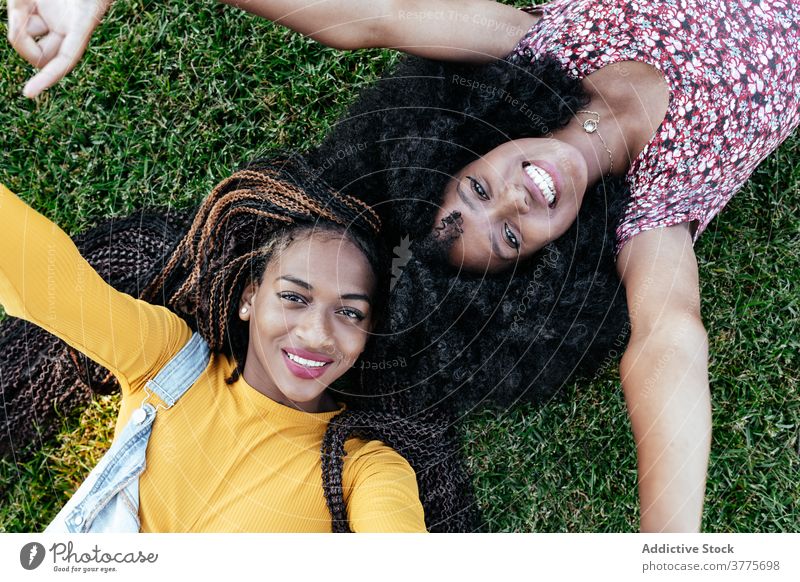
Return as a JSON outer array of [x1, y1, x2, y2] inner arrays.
[[278, 276, 372, 305], [457, 182, 508, 260]]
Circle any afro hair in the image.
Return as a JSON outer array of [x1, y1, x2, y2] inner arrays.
[[310, 54, 630, 414]]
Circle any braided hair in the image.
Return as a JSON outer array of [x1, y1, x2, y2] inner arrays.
[[139, 158, 475, 531], [142, 158, 386, 385], [0, 158, 477, 532], [0, 209, 193, 462], [322, 409, 478, 532]]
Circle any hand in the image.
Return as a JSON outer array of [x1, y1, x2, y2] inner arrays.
[[7, 0, 112, 98]]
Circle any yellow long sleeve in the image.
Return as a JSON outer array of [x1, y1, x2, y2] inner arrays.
[[0, 183, 191, 395]]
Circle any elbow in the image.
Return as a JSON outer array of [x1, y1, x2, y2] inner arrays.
[[317, 20, 387, 51], [625, 298, 708, 364], [620, 312, 709, 395], [620, 314, 711, 443]]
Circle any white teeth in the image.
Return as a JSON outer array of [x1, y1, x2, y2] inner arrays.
[[524, 164, 556, 205], [285, 352, 328, 368]]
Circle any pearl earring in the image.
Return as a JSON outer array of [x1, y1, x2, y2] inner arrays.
[[241, 307, 248, 314]]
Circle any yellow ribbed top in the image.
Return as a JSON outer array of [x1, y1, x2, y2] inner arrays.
[[0, 183, 425, 532]]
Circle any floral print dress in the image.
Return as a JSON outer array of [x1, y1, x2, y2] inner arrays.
[[511, 0, 800, 253]]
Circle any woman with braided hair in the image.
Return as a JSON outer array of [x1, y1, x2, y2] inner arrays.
[[0, 158, 431, 532]]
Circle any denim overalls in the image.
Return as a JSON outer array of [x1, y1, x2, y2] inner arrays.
[[45, 333, 210, 533]]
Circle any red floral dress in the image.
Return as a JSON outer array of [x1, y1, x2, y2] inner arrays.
[[511, 0, 800, 253]]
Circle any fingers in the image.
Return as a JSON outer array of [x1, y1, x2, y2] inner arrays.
[[22, 30, 90, 99], [37, 32, 63, 64], [26, 14, 49, 37], [7, 5, 43, 67]]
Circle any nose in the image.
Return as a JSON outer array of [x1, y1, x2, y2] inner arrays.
[[293, 308, 335, 354], [500, 184, 530, 216]]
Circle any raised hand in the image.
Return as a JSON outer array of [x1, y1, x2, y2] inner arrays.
[[7, 0, 111, 98]]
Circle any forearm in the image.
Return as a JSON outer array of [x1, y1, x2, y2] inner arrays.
[[0, 184, 189, 390], [220, 0, 535, 61], [620, 317, 711, 532]]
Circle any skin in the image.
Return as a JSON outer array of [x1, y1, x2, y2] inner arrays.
[[238, 232, 375, 413], [6, 0, 112, 98], [436, 138, 589, 272], [436, 62, 669, 272], [7, 0, 536, 98], [617, 224, 710, 532]]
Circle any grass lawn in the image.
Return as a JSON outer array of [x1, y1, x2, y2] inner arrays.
[[0, 1, 798, 532]]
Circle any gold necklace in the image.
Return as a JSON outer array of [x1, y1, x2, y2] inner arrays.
[[577, 110, 614, 175]]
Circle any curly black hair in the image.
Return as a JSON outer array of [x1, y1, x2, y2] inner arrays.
[[309, 54, 630, 413]]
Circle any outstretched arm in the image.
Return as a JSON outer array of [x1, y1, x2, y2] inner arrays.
[[222, 0, 535, 60], [0, 183, 191, 393], [616, 224, 711, 532], [8, 0, 535, 98]]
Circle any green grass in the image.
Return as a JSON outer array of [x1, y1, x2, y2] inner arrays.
[[0, 0, 798, 532]]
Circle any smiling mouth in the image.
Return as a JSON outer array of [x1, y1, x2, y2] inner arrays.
[[522, 162, 558, 208], [282, 349, 332, 380], [285, 352, 329, 368]]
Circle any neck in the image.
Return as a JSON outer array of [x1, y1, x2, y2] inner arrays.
[[552, 61, 671, 185], [553, 97, 634, 185], [241, 364, 338, 413]]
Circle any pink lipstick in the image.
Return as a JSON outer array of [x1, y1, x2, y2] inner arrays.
[[282, 348, 333, 380]]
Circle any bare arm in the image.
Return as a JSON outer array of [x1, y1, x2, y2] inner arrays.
[[221, 0, 536, 61], [7, 0, 112, 98], [616, 224, 711, 532], [8, 0, 535, 98]]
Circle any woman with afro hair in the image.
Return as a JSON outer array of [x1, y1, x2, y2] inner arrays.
[[308, 0, 800, 534]]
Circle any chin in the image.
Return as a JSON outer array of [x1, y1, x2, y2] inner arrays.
[[279, 384, 328, 405]]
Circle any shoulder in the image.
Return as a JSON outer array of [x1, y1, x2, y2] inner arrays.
[[341, 437, 418, 489], [343, 438, 413, 472], [340, 437, 426, 532]]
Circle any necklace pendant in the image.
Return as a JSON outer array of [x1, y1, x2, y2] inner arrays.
[[583, 119, 598, 133]]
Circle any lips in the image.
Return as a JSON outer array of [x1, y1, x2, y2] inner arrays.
[[522, 161, 560, 208], [282, 348, 333, 380]]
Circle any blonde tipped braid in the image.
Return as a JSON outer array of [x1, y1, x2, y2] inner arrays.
[[144, 164, 377, 307]]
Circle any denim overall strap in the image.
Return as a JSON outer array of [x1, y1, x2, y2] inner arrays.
[[145, 331, 212, 407], [45, 333, 210, 533]]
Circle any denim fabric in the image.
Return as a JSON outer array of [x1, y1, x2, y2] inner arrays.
[[45, 333, 210, 533]]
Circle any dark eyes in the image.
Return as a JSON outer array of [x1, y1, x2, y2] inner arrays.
[[504, 224, 520, 250], [468, 177, 520, 252], [468, 176, 489, 200], [280, 292, 306, 304], [338, 308, 366, 321], [278, 292, 366, 321]]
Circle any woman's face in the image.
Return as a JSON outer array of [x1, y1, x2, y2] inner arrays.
[[239, 231, 375, 412], [434, 137, 589, 272]]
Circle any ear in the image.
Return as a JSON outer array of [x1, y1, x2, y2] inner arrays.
[[238, 282, 258, 321]]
